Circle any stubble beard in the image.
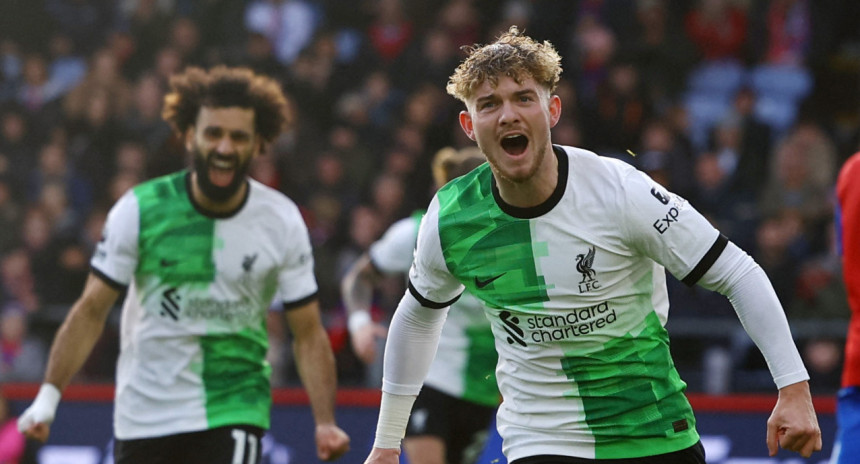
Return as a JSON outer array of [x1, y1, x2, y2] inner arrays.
[[481, 137, 548, 184]]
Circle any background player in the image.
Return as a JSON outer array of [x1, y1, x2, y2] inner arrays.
[[17, 66, 350, 463], [342, 146, 499, 464], [832, 151, 860, 464]]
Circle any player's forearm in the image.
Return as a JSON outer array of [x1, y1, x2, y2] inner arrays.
[[698, 242, 808, 387], [381, 292, 448, 395], [44, 299, 111, 390], [373, 391, 417, 449], [341, 255, 377, 321], [729, 271, 809, 388], [367, 293, 447, 449], [294, 325, 339, 425]]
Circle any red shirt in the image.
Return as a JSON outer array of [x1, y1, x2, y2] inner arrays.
[[837, 152, 860, 387]]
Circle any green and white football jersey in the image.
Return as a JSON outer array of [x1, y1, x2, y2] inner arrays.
[[408, 146, 725, 460], [91, 172, 317, 440], [369, 213, 498, 407]]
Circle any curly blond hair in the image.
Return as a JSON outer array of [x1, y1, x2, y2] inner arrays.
[[446, 26, 562, 104]]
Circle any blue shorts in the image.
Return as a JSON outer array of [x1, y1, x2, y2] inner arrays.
[[833, 386, 860, 464]]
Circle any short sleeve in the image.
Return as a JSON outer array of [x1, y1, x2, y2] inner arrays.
[[619, 168, 723, 285], [276, 206, 318, 308], [369, 217, 419, 274], [91, 190, 140, 288], [407, 196, 465, 308]]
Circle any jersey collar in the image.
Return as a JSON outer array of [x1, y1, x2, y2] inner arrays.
[[492, 145, 568, 219], [184, 171, 251, 219]]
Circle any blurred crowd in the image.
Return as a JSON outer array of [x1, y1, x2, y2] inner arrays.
[[0, 0, 859, 395]]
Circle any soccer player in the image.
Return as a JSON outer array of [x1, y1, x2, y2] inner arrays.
[[17, 66, 350, 464], [342, 146, 498, 464], [364, 27, 821, 464], [833, 151, 860, 464]]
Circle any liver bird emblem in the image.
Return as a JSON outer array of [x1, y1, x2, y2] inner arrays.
[[576, 246, 596, 284]]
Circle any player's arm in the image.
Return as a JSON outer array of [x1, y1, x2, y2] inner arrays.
[[17, 272, 121, 442], [620, 168, 821, 457], [284, 298, 350, 461], [696, 243, 821, 457], [340, 253, 388, 364], [365, 290, 449, 464]]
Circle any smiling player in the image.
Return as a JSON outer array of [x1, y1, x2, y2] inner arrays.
[[17, 66, 350, 464]]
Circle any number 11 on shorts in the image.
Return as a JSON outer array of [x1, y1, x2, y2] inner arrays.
[[231, 429, 259, 464]]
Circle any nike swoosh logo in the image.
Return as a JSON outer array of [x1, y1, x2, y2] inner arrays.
[[475, 273, 506, 289]]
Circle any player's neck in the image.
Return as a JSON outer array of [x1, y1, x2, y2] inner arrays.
[[495, 149, 558, 208], [189, 172, 249, 215]]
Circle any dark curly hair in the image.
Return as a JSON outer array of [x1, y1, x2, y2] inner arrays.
[[447, 26, 562, 104], [162, 66, 292, 144]]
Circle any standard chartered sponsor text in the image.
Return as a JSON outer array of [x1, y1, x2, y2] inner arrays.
[[185, 296, 256, 323], [525, 302, 617, 342]]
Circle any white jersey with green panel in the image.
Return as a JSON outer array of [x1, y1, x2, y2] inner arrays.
[[369, 213, 498, 407], [91, 171, 317, 440], [408, 145, 726, 461]]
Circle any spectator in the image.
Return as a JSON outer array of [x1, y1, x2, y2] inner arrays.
[[758, 136, 832, 254], [582, 58, 651, 156], [753, 210, 805, 307], [168, 16, 206, 67], [684, 0, 748, 62], [752, 0, 813, 67], [623, 0, 696, 109], [15, 53, 65, 132], [27, 142, 93, 222], [690, 150, 758, 252], [46, 32, 87, 98], [117, 0, 174, 78], [63, 48, 132, 124], [435, 0, 482, 52], [367, 0, 414, 65], [0, 176, 19, 255], [0, 39, 23, 101], [44, 0, 114, 55], [0, 304, 46, 383], [726, 86, 772, 197], [121, 72, 171, 162], [637, 117, 695, 198], [244, 0, 322, 66], [391, 26, 458, 93], [0, 249, 38, 314]]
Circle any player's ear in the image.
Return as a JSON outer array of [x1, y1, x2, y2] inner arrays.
[[184, 126, 195, 152], [459, 111, 476, 141], [548, 94, 562, 128]]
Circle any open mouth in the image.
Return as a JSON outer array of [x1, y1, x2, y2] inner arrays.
[[208, 155, 238, 187], [501, 134, 529, 156]]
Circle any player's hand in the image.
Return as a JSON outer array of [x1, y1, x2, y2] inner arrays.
[[363, 446, 401, 464], [766, 381, 822, 457], [17, 383, 62, 443], [315, 423, 350, 461], [350, 322, 388, 365]]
